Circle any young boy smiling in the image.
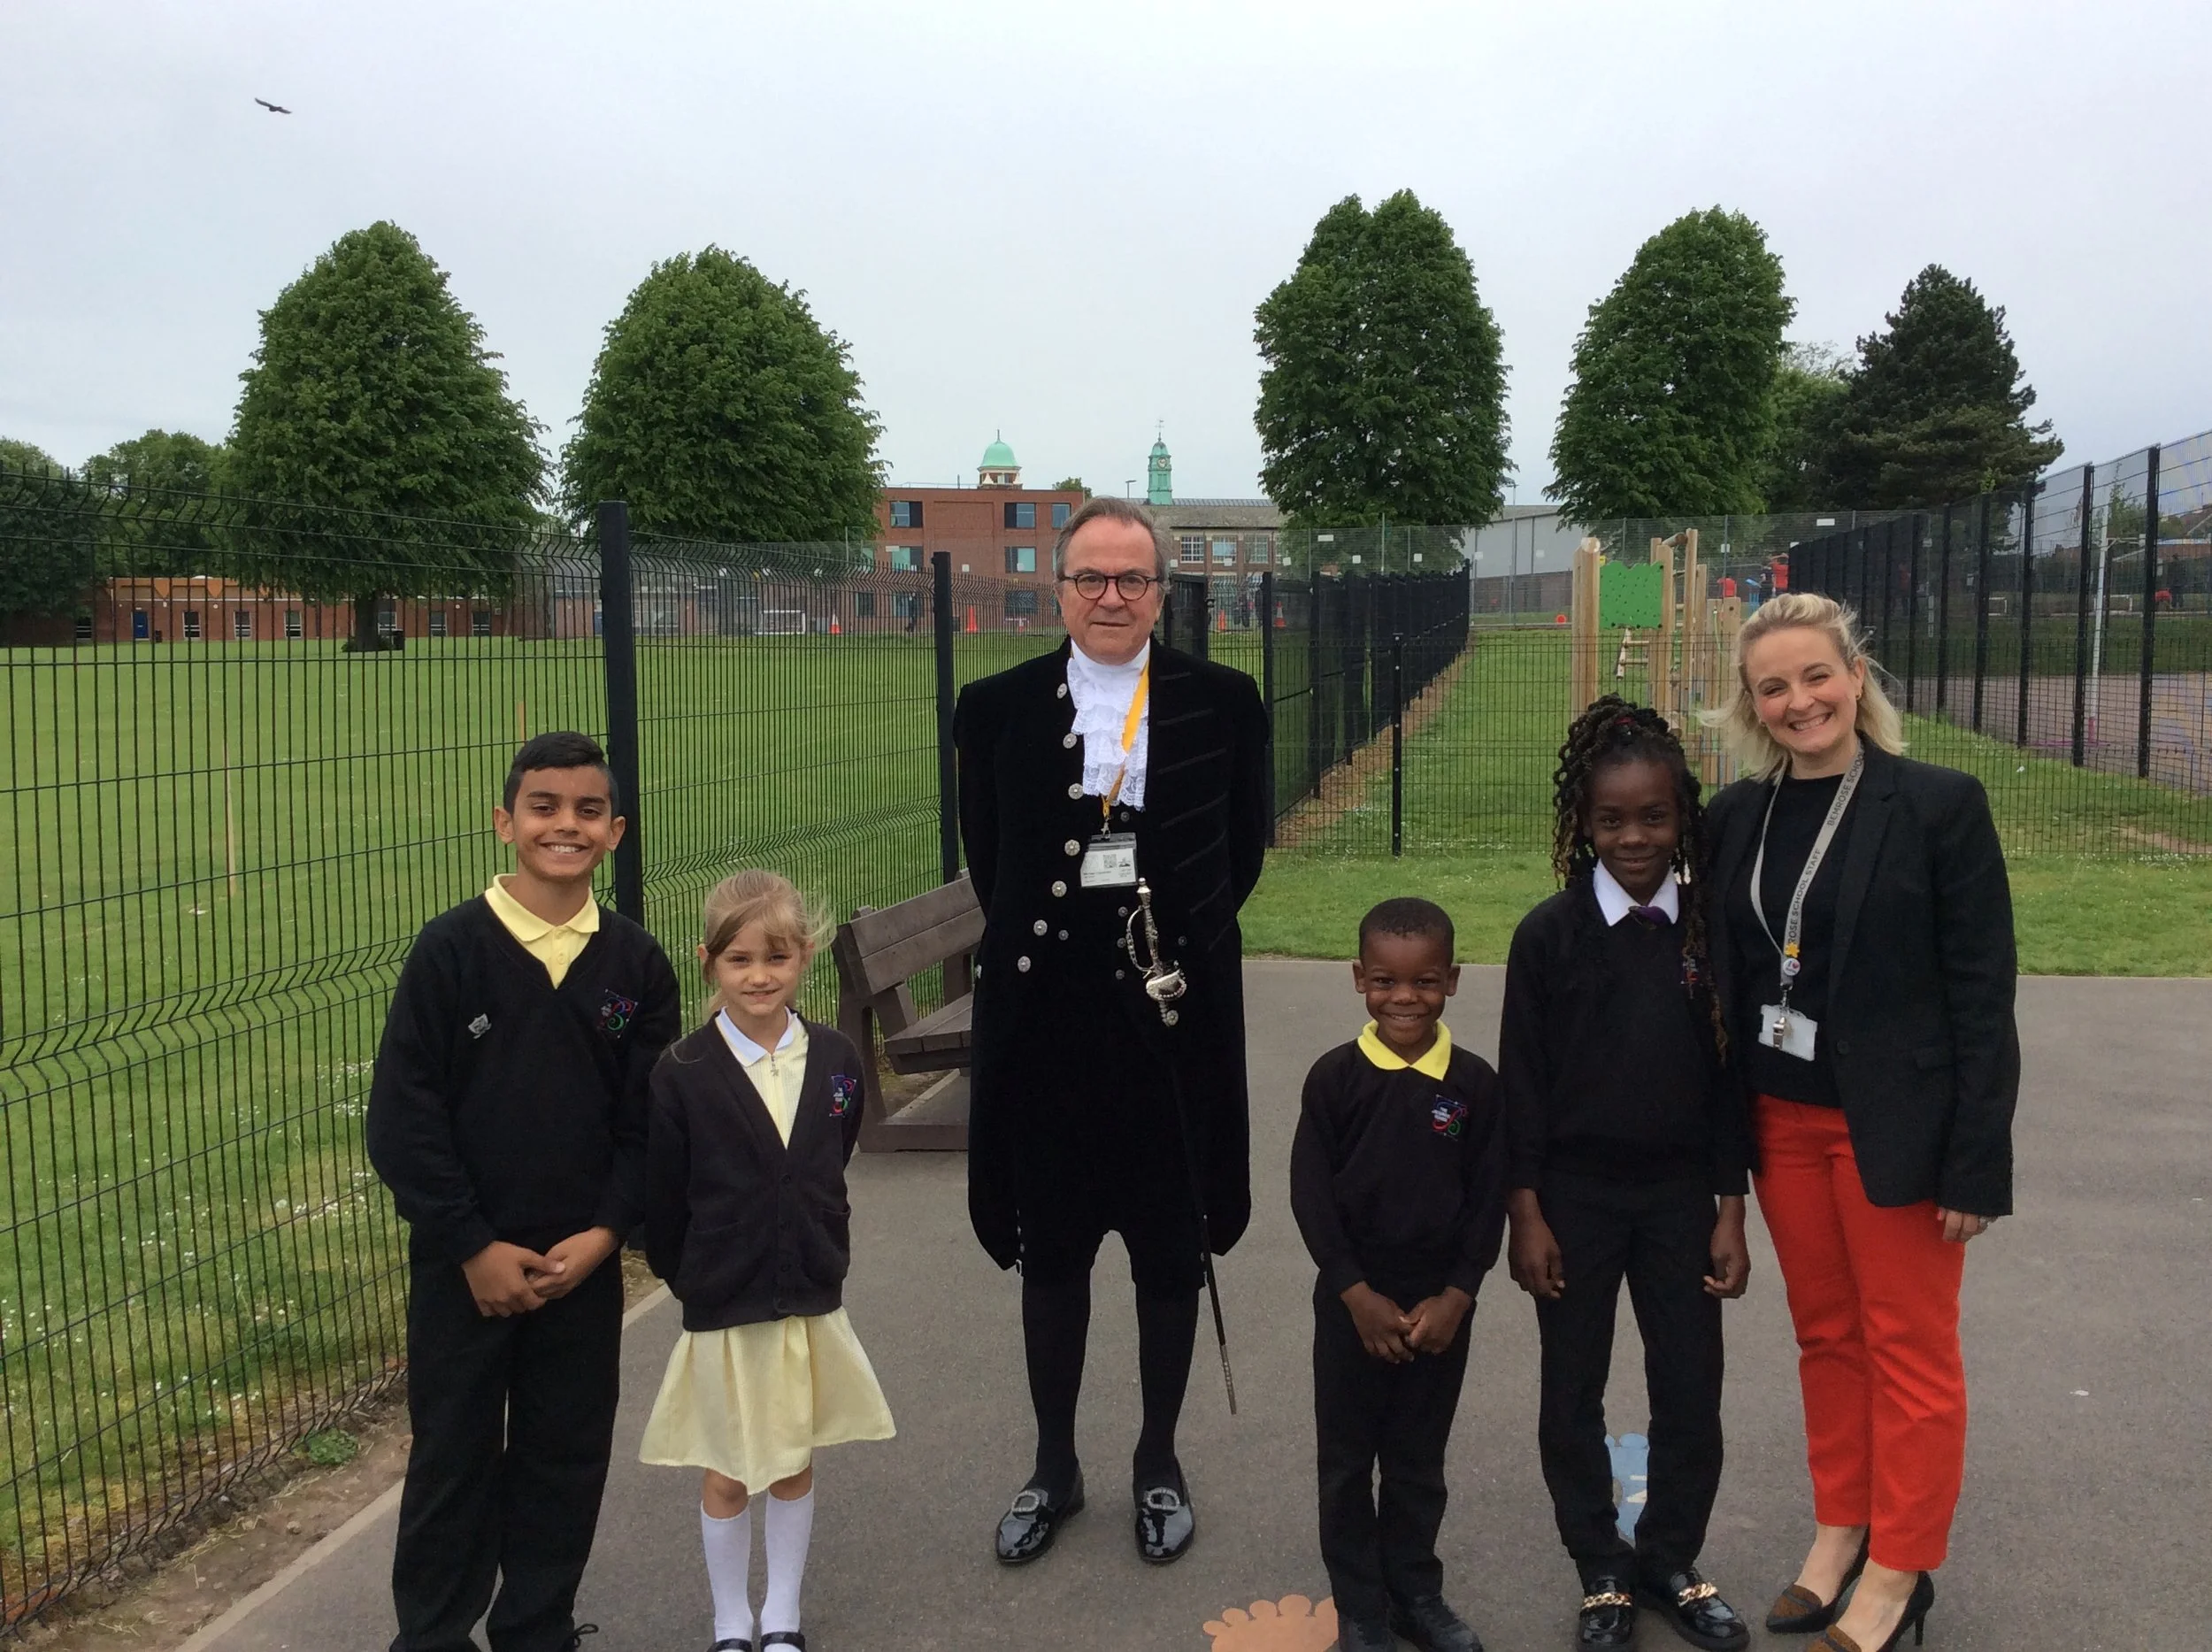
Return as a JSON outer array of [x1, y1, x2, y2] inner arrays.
[[1290, 898, 1507, 1652], [368, 731, 680, 1652]]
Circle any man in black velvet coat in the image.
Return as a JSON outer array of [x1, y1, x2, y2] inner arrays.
[[953, 496, 1269, 1567]]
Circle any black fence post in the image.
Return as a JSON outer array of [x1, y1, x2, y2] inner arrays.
[[2016, 480, 2036, 749], [1972, 494, 1993, 735], [1903, 515, 1923, 711], [1307, 577, 1325, 803], [932, 551, 959, 883], [1390, 632, 1405, 858], [595, 500, 646, 924], [2139, 445, 2161, 780], [1260, 570, 1278, 847], [1934, 504, 1954, 719], [2071, 463, 2095, 767]]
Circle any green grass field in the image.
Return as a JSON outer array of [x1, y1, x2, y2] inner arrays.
[[2, 619, 2205, 1619]]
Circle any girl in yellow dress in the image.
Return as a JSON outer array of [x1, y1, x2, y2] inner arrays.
[[641, 870, 895, 1652]]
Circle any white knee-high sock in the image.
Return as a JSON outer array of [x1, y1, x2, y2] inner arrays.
[[700, 1503, 754, 1645], [759, 1487, 816, 1638]]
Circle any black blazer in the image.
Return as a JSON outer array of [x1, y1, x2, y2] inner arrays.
[[953, 639, 1271, 1269], [1707, 744, 2019, 1216], [643, 1016, 867, 1331]]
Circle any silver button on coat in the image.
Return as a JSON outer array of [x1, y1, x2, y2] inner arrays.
[[1033, 919, 1048, 936], [1064, 840, 1080, 857], [1062, 732, 1078, 749], [1017, 956, 1032, 972], [1066, 783, 1083, 799], [1050, 880, 1067, 897]]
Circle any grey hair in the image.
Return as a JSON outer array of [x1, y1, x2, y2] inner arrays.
[[1051, 495, 1171, 581]]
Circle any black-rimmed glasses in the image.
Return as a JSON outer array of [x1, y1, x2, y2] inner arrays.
[[1057, 570, 1162, 601]]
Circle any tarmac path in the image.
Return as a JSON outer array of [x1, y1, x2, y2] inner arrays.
[[188, 964, 2212, 1651]]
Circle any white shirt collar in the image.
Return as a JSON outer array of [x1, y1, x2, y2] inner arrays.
[[715, 1006, 798, 1064], [1592, 862, 1680, 926]]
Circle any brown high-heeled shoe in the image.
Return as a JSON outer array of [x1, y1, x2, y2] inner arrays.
[[1811, 1571, 1935, 1652], [1764, 1536, 1869, 1634]]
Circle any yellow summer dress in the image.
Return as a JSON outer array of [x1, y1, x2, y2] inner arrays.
[[638, 1011, 895, 1488]]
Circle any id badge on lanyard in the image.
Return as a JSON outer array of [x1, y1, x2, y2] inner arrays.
[[1750, 748, 1863, 1061], [1080, 832, 1138, 888]]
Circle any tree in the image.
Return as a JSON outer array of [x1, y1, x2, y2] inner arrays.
[[81, 429, 226, 496], [1054, 476, 1091, 496], [79, 430, 230, 576], [227, 221, 547, 645], [1254, 190, 1509, 528], [1548, 208, 1793, 523], [1817, 265, 2061, 508], [1755, 342, 1848, 512], [561, 248, 883, 551], [0, 446, 99, 623]]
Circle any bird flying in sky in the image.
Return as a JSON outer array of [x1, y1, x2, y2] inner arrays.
[[255, 98, 291, 114]]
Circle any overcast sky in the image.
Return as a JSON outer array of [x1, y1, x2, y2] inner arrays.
[[5, 0, 2208, 507]]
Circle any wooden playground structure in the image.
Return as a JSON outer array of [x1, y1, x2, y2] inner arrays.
[[1570, 528, 1743, 783]]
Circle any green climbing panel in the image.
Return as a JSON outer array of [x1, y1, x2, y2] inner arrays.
[[1600, 560, 1664, 630]]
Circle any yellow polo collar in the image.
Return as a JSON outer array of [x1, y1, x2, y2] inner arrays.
[[1357, 1021, 1453, 1080]]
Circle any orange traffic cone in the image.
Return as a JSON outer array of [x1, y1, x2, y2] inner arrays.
[[829, 614, 841, 635], [964, 605, 979, 634], [1216, 609, 1229, 633], [1274, 602, 1286, 629]]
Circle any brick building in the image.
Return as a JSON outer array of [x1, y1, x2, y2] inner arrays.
[[872, 435, 1087, 628]]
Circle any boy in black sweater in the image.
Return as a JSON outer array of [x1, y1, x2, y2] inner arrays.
[[1499, 699, 1749, 1651], [1290, 898, 1506, 1652], [367, 732, 680, 1652]]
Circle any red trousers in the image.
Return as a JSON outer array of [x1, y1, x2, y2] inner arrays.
[[1753, 1096, 1968, 1571]]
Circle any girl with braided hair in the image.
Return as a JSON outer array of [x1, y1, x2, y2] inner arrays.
[[1498, 695, 1753, 1652]]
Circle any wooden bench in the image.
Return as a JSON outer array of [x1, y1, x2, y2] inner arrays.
[[831, 873, 983, 1151]]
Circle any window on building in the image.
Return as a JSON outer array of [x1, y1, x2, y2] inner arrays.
[[1179, 535, 1204, 565], [183, 609, 202, 640], [375, 604, 396, 636], [854, 590, 877, 619], [284, 608, 303, 639], [232, 610, 254, 640], [1051, 502, 1071, 528], [472, 610, 491, 637], [889, 499, 924, 528], [888, 545, 923, 572], [893, 591, 922, 621], [1005, 501, 1036, 529], [73, 613, 93, 642], [1005, 546, 1037, 574], [428, 611, 449, 638], [1004, 588, 1040, 619], [1211, 538, 1237, 565], [1249, 534, 1273, 565]]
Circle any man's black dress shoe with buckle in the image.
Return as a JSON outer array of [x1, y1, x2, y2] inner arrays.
[[1578, 1574, 1637, 1648], [1133, 1466, 1194, 1564], [1638, 1565, 1748, 1650], [994, 1471, 1084, 1564], [1387, 1592, 1484, 1651]]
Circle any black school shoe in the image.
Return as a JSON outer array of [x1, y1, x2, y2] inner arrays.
[[1637, 1565, 1748, 1650], [1386, 1594, 1484, 1652], [995, 1470, 1085, 1564], [1578, 1574, 1637, 1648], [1133, 1464, 1195, 1564]]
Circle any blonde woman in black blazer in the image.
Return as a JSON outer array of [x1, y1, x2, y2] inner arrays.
[[1702, 592, 2017, 1652]]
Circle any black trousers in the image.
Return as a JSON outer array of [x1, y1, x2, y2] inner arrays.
[[1532, 1176, 1724, 1580], [389, 1254, 623, 1652], [1312, 1278, 1472, 1625]]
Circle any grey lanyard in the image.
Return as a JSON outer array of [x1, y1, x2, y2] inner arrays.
[[1749, 746, 1865, 1002]]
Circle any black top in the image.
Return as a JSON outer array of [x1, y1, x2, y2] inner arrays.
[[1501, 882, 1747, 1196], [643, 1017, 869, 1332], [366, 897, 682, 1266], [1289, 1038, 1508, 1303], [1707, 745, 2020, 1215], [1724, 771, 1856, 1108], [954, 641, 1271, 1271]]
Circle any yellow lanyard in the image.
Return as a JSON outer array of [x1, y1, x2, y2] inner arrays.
[[1102, 664, 1150, 822]]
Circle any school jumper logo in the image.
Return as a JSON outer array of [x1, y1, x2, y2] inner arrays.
[[466, 1013, 490, 1040], [596, 989, 638, 1040], [829, 1073, 860, 1118], [1430, 1095, 1466, 1138]]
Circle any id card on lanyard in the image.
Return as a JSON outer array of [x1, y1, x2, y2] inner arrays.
[[1078, 663, 1148, 890], [1750, 747, 1863, 1060]]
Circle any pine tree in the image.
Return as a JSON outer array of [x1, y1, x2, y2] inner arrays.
[[227, 222, 547, 643], [1548, 208, 1793, 522], [1819, 265, 2061, 507], [1255, 191, 1509, 528], [561, 249, 883, 549]]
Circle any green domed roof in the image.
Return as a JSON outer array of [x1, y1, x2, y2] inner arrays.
[[981, 434, 1018, 468], [1150, 437, 1170, 457]]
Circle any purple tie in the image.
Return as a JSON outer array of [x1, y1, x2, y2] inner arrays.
[[1628, 904, 1671, 927]]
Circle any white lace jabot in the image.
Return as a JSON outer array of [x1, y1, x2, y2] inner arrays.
[[1065, 640, 1150, 811]]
